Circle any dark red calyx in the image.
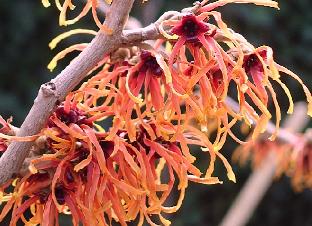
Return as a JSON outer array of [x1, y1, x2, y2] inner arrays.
[[302, 144, 312, 173], [117, 125, 162, 158], [172, 14, 209, 42], [36, 190, 50, 204], [65, 168, 75, 184], [209, 69, 224, 91], [99, 140, 114, 158], [76, 148, 90, 162], [120, 124, 154, 157], [139, 50, 163, 76], [118, 61, 131, 77], [243, 51, 267, 73], [183, 62, 195, 77], [132, 131, 151, 155], [55, 185, 66, 205], [79, 168, 88, 183], [48, 105, 91, 127], [27, 172, 50, 184], [135, 124, 163, 158]]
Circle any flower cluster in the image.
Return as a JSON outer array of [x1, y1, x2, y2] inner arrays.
[[0, 99, 229, 225], [1, 0, 312, 225], [0, 116, 13, 152], [159, 12, 312, 143], [234, 131, 312, 191], [41, 0, 113, 31]]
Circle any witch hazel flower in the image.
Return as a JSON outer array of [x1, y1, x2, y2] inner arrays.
[[71, 48, 192, 141], [279, 130, 312, 191], [237, 46, 312, 140], [0, 116, 14, 152], [125, 50, 165, 111], [41, 0, 113, 31], [1, 1, 312, 226], [234, 130, 312, 191], [157, 0, 312, 145], [161, 13, 229, 99], [0, 103, 231, 226], [158, 14, 246, 148], [158, 14, 229, 130]]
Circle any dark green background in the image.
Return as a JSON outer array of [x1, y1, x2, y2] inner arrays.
[[0, 0, 312, 225]]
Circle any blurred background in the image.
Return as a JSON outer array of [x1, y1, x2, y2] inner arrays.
[[0, 0, 312, 225]]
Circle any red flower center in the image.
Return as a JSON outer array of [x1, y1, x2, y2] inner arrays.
[[37, 190, 50, 204], [172, 14, 209, 42], [139, 51, 163, 76], [243, 50, 267, 73], [48, 105, 91, 127], [99, 140, 114, 158], [55, 185, 66, 205]]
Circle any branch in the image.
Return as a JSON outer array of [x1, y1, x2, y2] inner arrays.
[[219, 102, 309, 226], [0, 0, 135, 185], [122, 11, 175, 43]]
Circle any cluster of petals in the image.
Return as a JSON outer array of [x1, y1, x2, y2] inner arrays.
[[234, 131, 312, 191], [41, 0, 113, 31], [158, 8, 312, 144], [0, 97, 232, 225], [1, 0, 312, 226], [0, 116, 14, 152], [44, 0, 312, 149]]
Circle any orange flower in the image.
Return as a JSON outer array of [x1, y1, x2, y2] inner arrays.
[[234, 131, 312, 191], [125, 50, 165, 111], [1, 98, 235, 225], [287, 132, 312, 191], [0, 116, 13, 152], [41, 0, 112, 31], [1, 1, 311, 225], [157, 4, 312, 144]]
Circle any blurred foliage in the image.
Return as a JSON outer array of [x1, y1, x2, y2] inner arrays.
[[0, 0, 311, 225]]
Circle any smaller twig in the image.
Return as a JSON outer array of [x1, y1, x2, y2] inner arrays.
[[122, 11, 179, 44], [121, 0, 206, 44]]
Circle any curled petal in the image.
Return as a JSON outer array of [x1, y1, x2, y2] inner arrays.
[[48, 43, 88, 71], [49, 29, 97, 49]]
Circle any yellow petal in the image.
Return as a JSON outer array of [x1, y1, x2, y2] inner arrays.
[[49, 29, 96, 50], [215, 151, 236, 183], [41, 0, 51, 7], [48, 43, 87, 71]]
